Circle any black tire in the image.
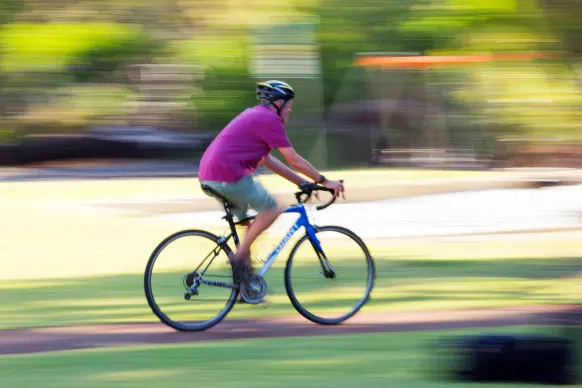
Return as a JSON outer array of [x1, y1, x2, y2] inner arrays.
[[284, 225, 375, 325], [144, 229, 238, 331]]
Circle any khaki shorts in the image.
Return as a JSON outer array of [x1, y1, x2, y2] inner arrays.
[[200, 175, 279, 221]]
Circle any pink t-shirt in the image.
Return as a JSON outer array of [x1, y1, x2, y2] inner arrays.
[[198, 105, 292, 182]]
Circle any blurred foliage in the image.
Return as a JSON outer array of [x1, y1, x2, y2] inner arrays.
[[15, 84, 135, 134], [170, 34, 256, 131], [301, 0, 414, 112], [0, 23, 156, 74], [289, 0, 581, 160], [0, 22, 157, 137], [538, 0, 582, 56], [0, 0, 579, 163], [454, 60, 582, 143]]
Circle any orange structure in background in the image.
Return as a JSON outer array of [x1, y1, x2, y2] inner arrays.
[[353, 52, 561, 68]]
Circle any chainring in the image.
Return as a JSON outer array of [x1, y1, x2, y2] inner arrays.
[[240, 275, 268, 304]]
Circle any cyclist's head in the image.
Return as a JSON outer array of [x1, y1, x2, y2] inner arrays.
[[256, 80, 295, 121]]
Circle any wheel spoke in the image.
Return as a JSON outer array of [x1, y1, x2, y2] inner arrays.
[[284, 226, 375, 325], [144, 230, 238, 332], [193, 245, 223, 275]]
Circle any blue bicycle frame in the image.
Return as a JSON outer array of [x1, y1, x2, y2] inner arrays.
[[255, 202, 324, 278], [197, 202, 329, 292]]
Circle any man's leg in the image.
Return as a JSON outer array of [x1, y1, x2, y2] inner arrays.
[[230, 207, 282, 291], [225, 176, 282, 283], [202, 176, 281, 285], [233, 207, 283, 264]]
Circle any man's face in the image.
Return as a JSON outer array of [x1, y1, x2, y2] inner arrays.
[[279, 99, 293, 123]]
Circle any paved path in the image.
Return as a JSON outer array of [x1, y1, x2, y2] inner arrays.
[[1, 305, 578, 356], [154, 184, 582, 239]]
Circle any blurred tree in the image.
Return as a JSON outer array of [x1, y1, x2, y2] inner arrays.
[[296, 0, 550, 112], [412, 0, 581, 148], [534, 0, 582, 57], [295, 0, 413, 114], [0, 0, 578, 151], [0, 0, 23, 142], [293, 0, 581, 165], [0, 22, 160, 135]]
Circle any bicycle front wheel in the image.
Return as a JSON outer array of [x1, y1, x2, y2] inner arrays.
[[144, 229, 238, 331], [284, 225, 375, 325]]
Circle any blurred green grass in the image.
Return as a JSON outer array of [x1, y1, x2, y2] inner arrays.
[[1, 254, 579, 329], [0, 326, 555, 388]]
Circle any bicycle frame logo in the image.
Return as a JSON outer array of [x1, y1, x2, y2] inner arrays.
[[276, 222, 300, 255], [257, 222, 300, 277], [256, 205, 320, 277]]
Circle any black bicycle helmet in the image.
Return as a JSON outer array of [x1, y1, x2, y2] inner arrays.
[[256, 80, 295, 116]]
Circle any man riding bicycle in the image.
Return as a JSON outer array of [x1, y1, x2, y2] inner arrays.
[[197, 80, 344, 299]]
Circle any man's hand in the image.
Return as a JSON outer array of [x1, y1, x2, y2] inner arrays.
[[322, 179, 344, 197]]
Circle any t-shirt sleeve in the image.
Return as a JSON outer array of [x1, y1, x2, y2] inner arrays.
[[263, 117, 292, 149]]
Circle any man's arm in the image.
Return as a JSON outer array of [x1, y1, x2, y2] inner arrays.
[[273, 147, 344, 195], [277, 147, 324, 183], [261, 153, 306, 186]]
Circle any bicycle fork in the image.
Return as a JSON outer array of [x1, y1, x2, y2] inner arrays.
[[307, 226, 336, 279]]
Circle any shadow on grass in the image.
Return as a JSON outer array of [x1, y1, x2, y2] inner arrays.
[[0, 256, 579, 329], [381, 257, 582, 280]]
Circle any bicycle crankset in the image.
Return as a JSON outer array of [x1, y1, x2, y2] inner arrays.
[[240, 275, 268, 304]]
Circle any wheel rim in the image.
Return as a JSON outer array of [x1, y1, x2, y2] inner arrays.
[[286, 226, 374, 324], [145, 231, 237, 330]]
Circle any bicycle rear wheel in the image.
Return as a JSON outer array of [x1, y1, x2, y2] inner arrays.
[[284, 225, 375, 325], [144, 229, 238, 331]]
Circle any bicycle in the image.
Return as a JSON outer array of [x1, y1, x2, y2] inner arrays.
[[144, 181, 375, 331]]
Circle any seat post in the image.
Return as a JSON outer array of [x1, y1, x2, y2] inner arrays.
[[200, 183, 240, 247], [222, 201, 240, 247]]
